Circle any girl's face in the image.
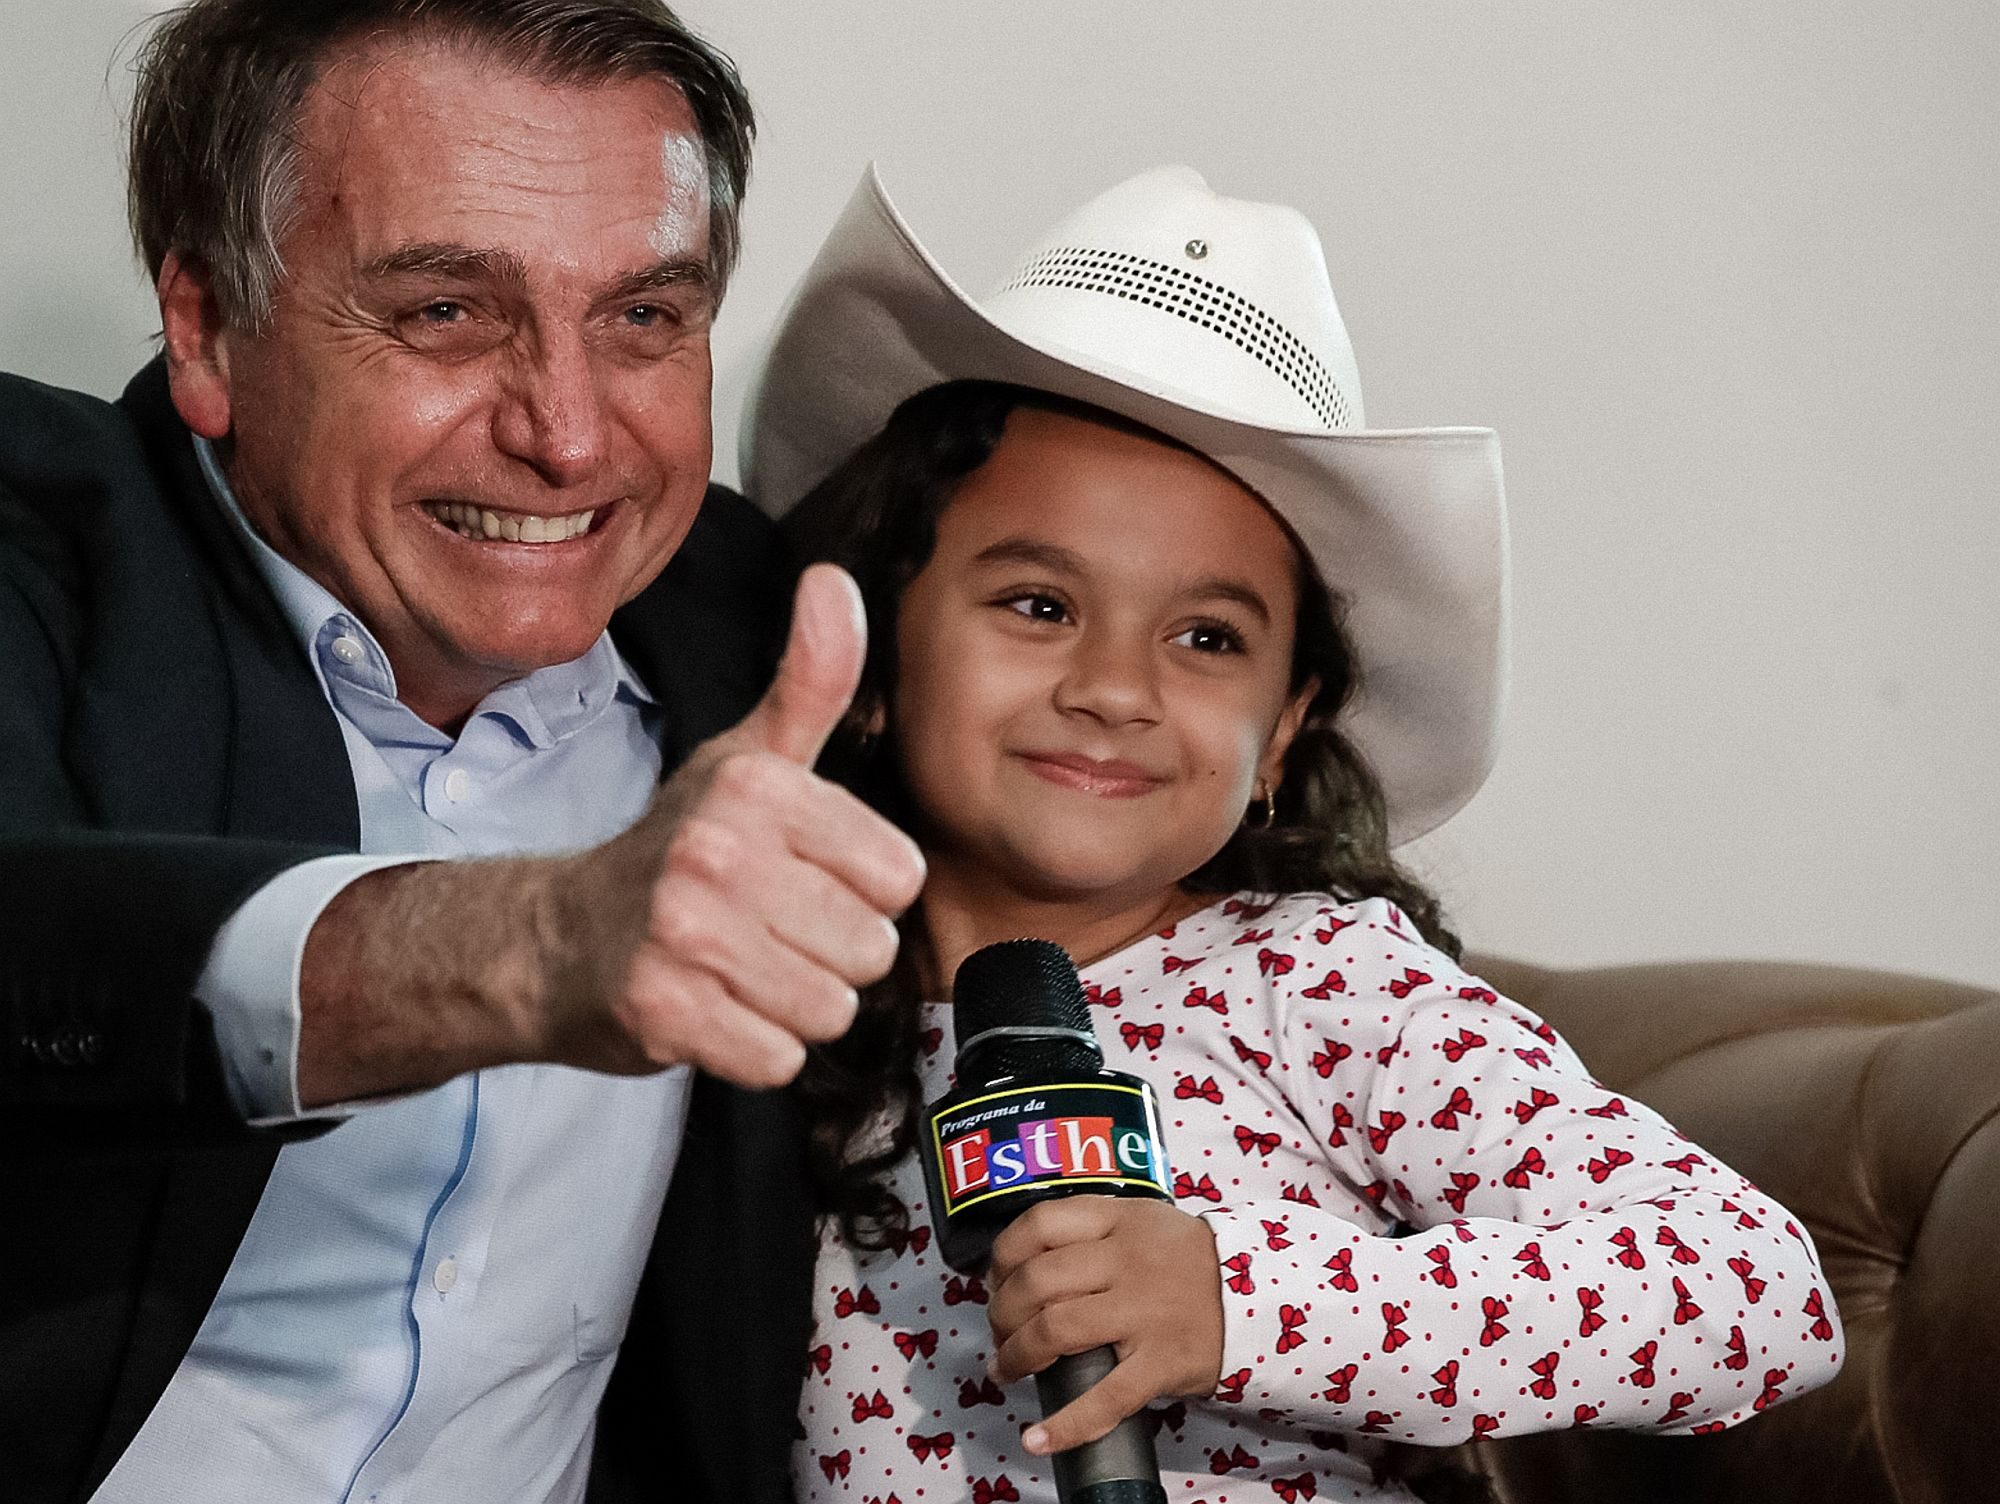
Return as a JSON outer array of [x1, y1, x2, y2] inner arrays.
[[891, 406, 1316, 914]]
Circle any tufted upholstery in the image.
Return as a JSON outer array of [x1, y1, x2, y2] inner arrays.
[[1399, 955, 2000, 1504]]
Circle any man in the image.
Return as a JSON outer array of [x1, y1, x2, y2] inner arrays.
[[0, 2, 923, 1501]]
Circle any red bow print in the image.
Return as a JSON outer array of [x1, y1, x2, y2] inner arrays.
[[1162, 955, 1198, 975], [1458, 985, 1498, 1003], [892, 1328, 939, 1360], [1149, 1400, 1188, 1435], [1119, 1020, 1164, 1052], [1174, 1170, 1222, 1202], [1503, 1147, 1547, 1190], [1663, 1152, 1706, 1175], [1424, 1245, 1458, 1288], [1272, 1472, 1318, 1501], [1280, 1182, 1322, 1207], [1184, 985, 1229, 1014], [1177, 1074, 1224, 1104], [1314, 915, 1354, 942], [1609, 1227, 1646, 1269], [865, 1495, 903, 1504], [1514, 1046, 1552, 1070], [1231, 1033, 1275, 1071], [1692, 1421, 1728, 1435], [1257, 947, 1296, 977], [1721, 1196, 1764, 1230], [1442, 1171, 1481, 1214], [1514, 1241, 1550, 1281], [1217, 1367, 1252, 1403], [1367, 1110, 1407, 1153], [1083, 982, 1122, 1008], [1577, 1286, 1606, 1336], [1478, 1295, 1509, 1347], [1440, 1028, 1487, 1062], [1753, 1368, 1788, 1412], [1233, 927, 1275, 947], [1586, 1148, 1634, 1183], [1469, 1414, 1499, 1441], [1573, 1403, 1600, 1425], [1430, 1085, 1474, 1130], [1325, 1101, 1354, 1148], [942, 1275, 987, 1306], [833, 1286, 880, 1319], [1387, 967, 1433, 998], [1722, 1324, 1750, 1370], [807, 1342, 832, 1374], [1528, 1350, 1560, 1400], [1429, 1359, 1460, 1406], [883, 1224, 931, 1258], [1657, 1225, 1701, 1265], [1511, 1087, 1559, 1123], [1660, 1391, 1695, 1425], [1276, 1304, 1309, 1353], [1804, 1287, 1835, 1341], [818, 1450, 851, 1481], [1224, 1251, 1256, 1294], [1223, 896, 1267, 917], [1323, 1248, 1359, 1292], [1262, 1218, 1293, 1251], [1360, 1411, 1395, 1434], [906, 1431, 955, 1461], [1584, 1097, 1630, 1119], [958, 1376, 1006, 1408], [1236, 1124, 1282, 1157], [972, 1478, 1020, 1504], [1450, 1219, 1477, 1242], [1300, 969, 1348, 1000], [1645, 1196, 1678, 1212], [1629, 1340, 1658, 1388], [1208, 1444, 1258, 1474], [919, 1027, 943, 1058], [851, 1389, 894, 1421], [1310, 1038, 1352, 1076], [1322, 1363, 1358, 1403], [1382, 1302, 1410, 1352]]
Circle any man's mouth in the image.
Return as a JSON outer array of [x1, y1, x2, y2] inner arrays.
[[423, 500, 600, 544]]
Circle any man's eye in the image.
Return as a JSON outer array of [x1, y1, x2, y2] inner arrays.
[[624, 303, 667, 327], [1004, 594, 1069, 624], [418, 301, 467, 324], [1174, 622, 1244, 654]]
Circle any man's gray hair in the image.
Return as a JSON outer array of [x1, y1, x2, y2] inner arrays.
[[128, 0, 756, 331]]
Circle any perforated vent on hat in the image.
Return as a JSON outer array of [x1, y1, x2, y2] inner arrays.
[[996, 246, 1352, 430]]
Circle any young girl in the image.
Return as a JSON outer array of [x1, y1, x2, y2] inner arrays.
[[743, 165, 1842, 1504]]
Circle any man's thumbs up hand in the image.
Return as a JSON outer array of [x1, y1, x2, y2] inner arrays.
[[540, 565, 925, 1087]]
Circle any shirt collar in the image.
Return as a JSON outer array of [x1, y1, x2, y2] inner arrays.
[[193, 434, 654, 748]]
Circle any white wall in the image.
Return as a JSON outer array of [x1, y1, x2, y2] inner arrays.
[[5, 1, 1995, 986]]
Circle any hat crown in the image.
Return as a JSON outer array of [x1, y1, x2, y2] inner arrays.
[[983, 165, 1366, 432]]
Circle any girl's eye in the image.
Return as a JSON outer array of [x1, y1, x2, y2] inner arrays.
[[1173, 622, 1245, 654], [1003, 593, 1070, 624]]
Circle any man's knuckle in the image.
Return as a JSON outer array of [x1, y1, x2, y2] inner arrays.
[[713, 749, 789, 806]]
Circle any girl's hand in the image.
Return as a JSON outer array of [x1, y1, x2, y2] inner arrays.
[[984, 1197, 1224, 1455]]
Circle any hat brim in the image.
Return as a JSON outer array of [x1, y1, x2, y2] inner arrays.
[[741, 165, 1508, 845]]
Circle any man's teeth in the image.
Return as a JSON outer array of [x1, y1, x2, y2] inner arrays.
[[427, 501, 597, 542]]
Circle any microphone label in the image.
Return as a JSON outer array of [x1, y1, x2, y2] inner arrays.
[[924, 1079, 1173, 1221]]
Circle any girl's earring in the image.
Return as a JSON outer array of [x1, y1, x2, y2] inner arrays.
[[1247, 782, 1278, 831]]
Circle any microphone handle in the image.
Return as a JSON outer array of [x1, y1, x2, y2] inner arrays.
[[1034, 1345, 1169, 1504]]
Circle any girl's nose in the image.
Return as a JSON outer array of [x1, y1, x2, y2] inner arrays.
[[1054, 629, 1163, 727]]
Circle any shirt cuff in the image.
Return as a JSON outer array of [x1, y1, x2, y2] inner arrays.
[[194, 853, 429, 1124]]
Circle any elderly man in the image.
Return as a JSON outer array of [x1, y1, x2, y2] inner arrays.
[[0, 2, 922, 1501]]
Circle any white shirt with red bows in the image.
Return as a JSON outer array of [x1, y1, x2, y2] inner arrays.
[[795, 892, 1844, 1504]]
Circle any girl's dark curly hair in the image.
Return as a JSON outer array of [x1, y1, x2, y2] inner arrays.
[[782, 379, 1459, 1251]]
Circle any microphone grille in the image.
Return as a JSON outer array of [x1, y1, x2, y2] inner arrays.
[[952, 939, 1093, 1041]]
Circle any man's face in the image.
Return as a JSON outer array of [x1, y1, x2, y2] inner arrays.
[[174, 40, 718, 727]]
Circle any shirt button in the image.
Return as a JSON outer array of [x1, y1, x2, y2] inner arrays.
[[329, 634, 365, 666], [442, 768, 471, 801], [433, 1256, 459, 1294]]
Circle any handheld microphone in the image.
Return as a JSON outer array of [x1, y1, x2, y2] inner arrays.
[[919, 939, 1173, 1504]]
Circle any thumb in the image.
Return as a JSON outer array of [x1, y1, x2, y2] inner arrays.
[[738, 563, 868, 765]]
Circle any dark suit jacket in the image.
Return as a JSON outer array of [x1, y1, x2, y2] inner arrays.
[[0, 361, 814, 1504]]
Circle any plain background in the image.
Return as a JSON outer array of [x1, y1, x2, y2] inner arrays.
[[4, 1, 1994, 986]]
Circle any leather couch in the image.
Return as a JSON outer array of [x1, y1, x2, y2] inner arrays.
[[1403, 954, 2000, 1504]]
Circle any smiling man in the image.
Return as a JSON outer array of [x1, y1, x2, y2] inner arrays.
[[0, 4, 922, 1502]]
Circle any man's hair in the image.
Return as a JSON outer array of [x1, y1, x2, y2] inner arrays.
[[127, 0, 755, 330]]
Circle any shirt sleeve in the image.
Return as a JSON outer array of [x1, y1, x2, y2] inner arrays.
[[194, 852, 427, 1124], [1196, 898, 1845, 1446]]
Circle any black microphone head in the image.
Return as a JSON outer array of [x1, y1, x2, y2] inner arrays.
[[951, 939, 1102, 1082]]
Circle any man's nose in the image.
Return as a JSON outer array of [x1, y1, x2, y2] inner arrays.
[[1055, 627, 1164, 727], [492, 329, 609, 488]]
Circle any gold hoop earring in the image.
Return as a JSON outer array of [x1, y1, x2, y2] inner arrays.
[[1247, 782, 1277, 830]]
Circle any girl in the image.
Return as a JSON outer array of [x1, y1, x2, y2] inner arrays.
[[743, 166, 1842, 1504]]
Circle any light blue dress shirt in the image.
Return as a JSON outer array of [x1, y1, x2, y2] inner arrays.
[[94, 441, 692, 1504]]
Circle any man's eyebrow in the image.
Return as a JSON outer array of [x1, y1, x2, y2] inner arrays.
[[597, 256, 712, 305], [357, 247, 711, 303], [970, 537, 1276, 626]]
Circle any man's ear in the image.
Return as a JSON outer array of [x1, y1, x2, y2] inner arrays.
[[1258, 676, 1320, 794], [157, 251, 236, 440]]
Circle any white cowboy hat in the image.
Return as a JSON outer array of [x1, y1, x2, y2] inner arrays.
[[740, 163, 1508, 845]]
